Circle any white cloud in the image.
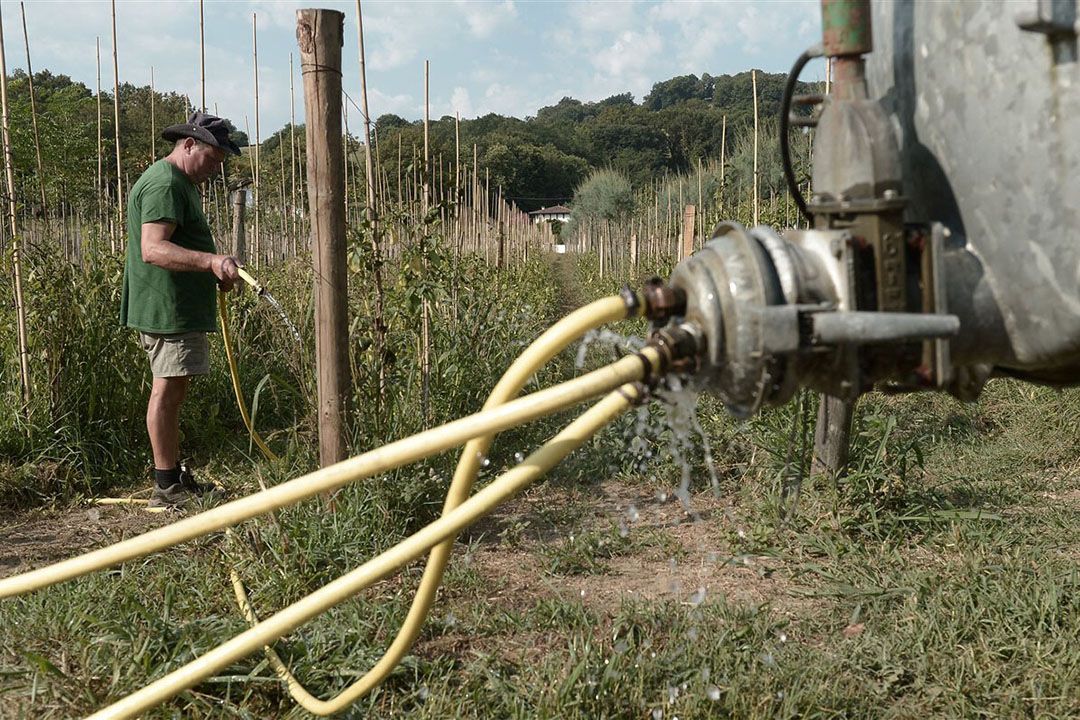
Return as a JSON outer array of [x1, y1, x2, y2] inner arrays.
[[448, 86, 474, 118], [367, 88, 415, 118], [592, 29, 663, 78], [456, 0, 517, 38]]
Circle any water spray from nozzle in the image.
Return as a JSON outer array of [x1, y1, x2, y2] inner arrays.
[[231, 265, 303, 346]]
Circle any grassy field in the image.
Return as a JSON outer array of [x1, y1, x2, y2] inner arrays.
[[1, 250, 1078, 719]]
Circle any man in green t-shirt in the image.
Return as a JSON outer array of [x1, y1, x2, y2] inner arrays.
[[121, 111, 242, 507]]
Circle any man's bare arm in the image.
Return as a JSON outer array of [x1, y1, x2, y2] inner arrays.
[[140, 221, 240, 289]]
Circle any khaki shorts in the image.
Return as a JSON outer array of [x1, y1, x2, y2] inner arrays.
[[139, 331, 210, 378]]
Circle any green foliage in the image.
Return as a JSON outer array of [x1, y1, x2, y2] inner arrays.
[[567, 168, 634, 229]]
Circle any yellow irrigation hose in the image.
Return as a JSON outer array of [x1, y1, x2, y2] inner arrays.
[[218, 292, 279, 462], [0, 348, 660, 600], [88, 382, 646, 720], [229, 295, 637, 714]]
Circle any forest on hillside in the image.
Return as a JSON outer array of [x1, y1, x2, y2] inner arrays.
[[3, 68, 810, 216]]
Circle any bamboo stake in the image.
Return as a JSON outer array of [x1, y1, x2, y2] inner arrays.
[[252, 13, 261, 267], [696, 157, 703, 246], [96, 37, 102, 232], [18, 2, 46, 224], [355, 0, 385, 414], [289, 53, 298, 252], [0, 2, 31, 409], [720, 114, 726, 214], [420, 58, 431, 421], [199, 0, 205, 111], [454, 112, 461, 255], [752, 69, 759, 226], [342, 99, 350, 222], [149, 66, 156, 161], [422, 59, 430, 212], [111, 0, 122, 251]]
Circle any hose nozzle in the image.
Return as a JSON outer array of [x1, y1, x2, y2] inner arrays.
[[236, 266, 266, 296]]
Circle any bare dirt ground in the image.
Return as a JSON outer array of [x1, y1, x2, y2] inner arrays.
[[0, 499, 177, 577], [0, 479, 801, 621]]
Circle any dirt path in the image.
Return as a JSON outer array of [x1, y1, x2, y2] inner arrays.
[[0, 501, 176, 578]]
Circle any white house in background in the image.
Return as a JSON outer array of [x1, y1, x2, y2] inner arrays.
[[528, 204, 571, 224]]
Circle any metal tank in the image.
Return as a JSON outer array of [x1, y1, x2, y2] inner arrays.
[[652, 0, 1080, 427]]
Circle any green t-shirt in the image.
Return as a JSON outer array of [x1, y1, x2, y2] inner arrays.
[[120, 159, 218, 333]]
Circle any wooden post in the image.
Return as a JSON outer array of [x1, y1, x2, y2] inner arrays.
[[812, 395, 855, 479], [232, 188, 247, 262], [681, 204, 696, 260], [0, 2, 31, 409], [298, 8, 350, 467], [110, 0, 122, 251]]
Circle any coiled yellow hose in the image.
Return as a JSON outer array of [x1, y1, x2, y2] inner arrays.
[[228, 295, 636, 714], [88, 382, 647, 720]]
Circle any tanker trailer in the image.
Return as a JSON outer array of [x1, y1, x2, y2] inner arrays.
[[651, 0, 1080, 470]]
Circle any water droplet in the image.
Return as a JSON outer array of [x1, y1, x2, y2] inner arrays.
[[651, 709, 664, 720], [689, 587, 706, 606], [758, 652, 777, 669], [580, 589, 586, 598], [418, 685, 429, 701], [627, 504, 640, 522], [618, 519, 629, 538], [700, 667, 711, 682], [706, 685, 721, 701], [686, 626, 699, 641], [668, 685, 679, 703], [778, 631, 788, 643], [444, 612, 457, 627], [656, 491, 668, 503], [514, 451, 525, 463]]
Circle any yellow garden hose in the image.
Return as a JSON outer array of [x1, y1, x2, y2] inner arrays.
[[0, 348, 660, 600], [88, 382, 646, 720], [228, 295, 638, 714], [218, 291, 279, 462]]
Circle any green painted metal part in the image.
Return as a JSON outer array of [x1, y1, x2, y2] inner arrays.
[[821, 0, 872, 56]]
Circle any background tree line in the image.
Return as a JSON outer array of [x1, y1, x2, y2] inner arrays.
[[1, 68, 807, 222]]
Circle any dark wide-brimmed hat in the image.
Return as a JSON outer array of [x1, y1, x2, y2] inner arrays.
[[162, 111, 242, 156]]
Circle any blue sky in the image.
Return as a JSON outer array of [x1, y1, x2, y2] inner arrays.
[[6, 0, 823, 138]]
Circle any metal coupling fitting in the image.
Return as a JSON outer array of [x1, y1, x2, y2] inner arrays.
[[645, 323, 702, 377], [642, 277, 687, 323]]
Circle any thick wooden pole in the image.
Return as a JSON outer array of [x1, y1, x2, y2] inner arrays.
[[0, 2, 31, 409], [298, 8, 350, 467], [110, 0, 122, 251], [232, 188, 247, 262], [681, 204, 695, 260]]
